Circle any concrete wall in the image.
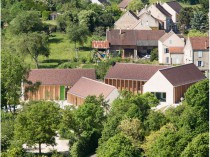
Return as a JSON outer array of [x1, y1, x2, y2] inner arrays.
[[143, 71, 174, 105], [105, 89, 120, 104], [114, 11, 138, 29]]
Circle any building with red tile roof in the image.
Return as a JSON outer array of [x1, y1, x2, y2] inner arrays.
[[143, 63, 206, 105], [24, 69, 96, 101], [184, 36, 209, 75], [68, 77, 119, 106], [104, 63, 170, 93]]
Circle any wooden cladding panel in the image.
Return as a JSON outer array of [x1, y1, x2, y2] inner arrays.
[[117, 80, 121, 90], [174, 83, 194, 103], [67, 93, 85, 106], [105, 79, 109, 84]]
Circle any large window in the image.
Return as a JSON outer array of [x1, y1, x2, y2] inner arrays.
[[151, 92, 166, 102], [197, 61, 204, 67], [198, 51, 203, 58]]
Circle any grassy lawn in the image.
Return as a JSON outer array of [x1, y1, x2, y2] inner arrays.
[[26, 32, 94, 69]]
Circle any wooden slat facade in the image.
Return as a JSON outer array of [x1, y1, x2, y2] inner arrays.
[[25, 85, 61, 101], [173, 83, 194, 103], [67, 93, 85, 106], [104, 78, 144, 94]]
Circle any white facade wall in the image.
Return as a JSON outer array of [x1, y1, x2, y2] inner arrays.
[[159, 33, 185, 64], [105, 88, 119, 105], [138, 13, 159, 28], [143, 71, 174, 105], [162, 3, 177, 23], [184, 37, 193, 64], [170, 54, 184, 64]]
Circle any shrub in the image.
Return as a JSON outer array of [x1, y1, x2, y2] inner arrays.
[[57, 62, 80, 69], [42, 11, 51, 20], [150, 48, 158, 61]]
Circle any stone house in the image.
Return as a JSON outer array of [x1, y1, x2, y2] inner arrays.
[[67, 77, 119, 106], [114, 10, 139, 29], [158, 31, 185, 64], [184, 36, 209, 75], [143, 63, 206, 105], [147, 2, 173, 31]]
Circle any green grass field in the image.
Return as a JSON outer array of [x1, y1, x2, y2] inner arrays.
[[26, 32, 94, 69]]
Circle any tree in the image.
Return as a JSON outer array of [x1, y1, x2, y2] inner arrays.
[[14, 101, 61, 154], [181, 132, 209, 157], [199, 0, 209, 12], [184, 79, 209, 112], [1, 51, 29, 111], [66, 23, 89, 51], [9, 11, 44, 34], [190, 10, 209, 32], [17, 32, 50, 68], [178, 7, 193, 33], [97, 133, 141, 157], [127, 0, 143, 12], [150, 48, 158, 62]]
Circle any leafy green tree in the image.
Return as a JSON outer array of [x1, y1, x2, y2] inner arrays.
[[191, 10, 209, 32], [105, 4, 122, 21], [181, 132, 209, 157], [66, 23, 89, 50], [178, 7, 193, 33], [184, 79, 209, 112], [1, 51, 29, 111], [9, 11, 44, 34], [14, 101, 61, 154], [97, 133, 141, 157], [199, 0, 209, 12], [144, 110, 167, 132], [78, 10, 97, 32], [17, 32, 50, 68], [150, 48, 158, 62], [127, 0, 143, 12], [187, 29, 209, 37]]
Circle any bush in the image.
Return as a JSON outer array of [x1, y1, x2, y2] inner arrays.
[[150, 48, 158, 61], [73, 57, 78, 62], [80, 57, 87, 64], [42, 11, 51, 20], [57, 62, 80, 69]]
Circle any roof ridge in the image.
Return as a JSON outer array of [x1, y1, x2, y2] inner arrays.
[[116, 62, 168, 66], [159, 63, 194, 72], [81, 77, 116, 88]]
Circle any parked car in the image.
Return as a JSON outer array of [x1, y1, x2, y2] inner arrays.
[[142, 55, 151, 59]]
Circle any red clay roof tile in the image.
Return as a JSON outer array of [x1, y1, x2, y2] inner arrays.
[[169, 47, 184, 54], [189, 37, 209, 50]]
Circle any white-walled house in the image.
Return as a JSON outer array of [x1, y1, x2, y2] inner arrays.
[[147, 3, 172, 31], [184, 36, 209, 75], [158, 31, 185, 64], [143, 63, 206, 105], [162, 1, 182, 24]]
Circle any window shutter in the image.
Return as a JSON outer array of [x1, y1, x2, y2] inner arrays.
[[196, 61, 198, 66], [202, 61, 204, 67]]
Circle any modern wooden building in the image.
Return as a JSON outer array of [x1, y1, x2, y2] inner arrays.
[[67, 77, 119, 106], [143, 63, 206, 105], [104, 63, 170, 94], [24, 69, 96, 101]]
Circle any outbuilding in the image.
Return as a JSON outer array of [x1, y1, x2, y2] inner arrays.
[[143, 63, 205, 105], [67, 77, 119, 106]]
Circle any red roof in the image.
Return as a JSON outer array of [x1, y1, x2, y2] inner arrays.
[[105, 63, 170, 81], [68, 77, 117, 98], [189, 37, 209, 50], [92, 41, 109, 49], [26, 69, 96, 86], [169, 47, 184, 54], [159, 63, 205, 86]]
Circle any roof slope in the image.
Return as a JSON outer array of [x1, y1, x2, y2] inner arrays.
[[189, 37, 209, 50], [169, 47, 184, 54], [118, 0, 132, 8], [68, 77, 116, 98], [107, 30, 165, 45], [105, 63, 170, 80], [27, 69, 96, 86], [159, 31, 174, 42], [155, 3, 172, 17], [159, 63, 205, 86], [166, 1, 182, 13]]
